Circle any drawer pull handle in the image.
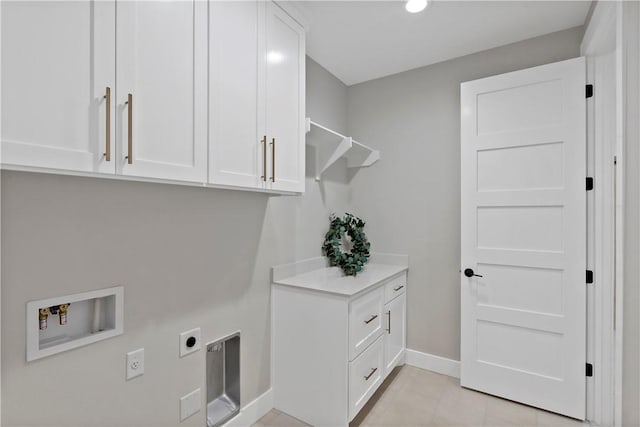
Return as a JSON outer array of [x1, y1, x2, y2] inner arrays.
[[386, 310, 391, 333], [261, 135, 267, 182], [125, 93, 133, 164], [270, 137, 276, 182], [104, 87, 111, 161], [393, 285, 404, 291], [364, 314, 378, 324], [364, 367, 378, 381]]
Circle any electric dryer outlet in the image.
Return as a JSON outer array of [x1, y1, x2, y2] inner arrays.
[[179, 328, 201, 357]]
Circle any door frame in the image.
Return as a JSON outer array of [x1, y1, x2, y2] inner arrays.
[[0, 1, 3, 422], [580, 1, 640, 425], [581, 3, 616, 423]]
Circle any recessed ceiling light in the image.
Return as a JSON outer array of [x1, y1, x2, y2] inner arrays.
[[405, 0, 428, 13]]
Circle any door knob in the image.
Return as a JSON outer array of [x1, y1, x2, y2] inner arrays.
[[464, 268, 483, 278]]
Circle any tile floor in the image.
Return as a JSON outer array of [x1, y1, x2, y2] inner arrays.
[[252, 365, 587, 427]]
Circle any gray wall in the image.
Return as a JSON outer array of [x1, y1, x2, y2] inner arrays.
[[346, 27, 584, 360], [0, 57, 349, 426]]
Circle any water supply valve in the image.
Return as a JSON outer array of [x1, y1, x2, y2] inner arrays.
[[58, 304, 70, 325], [39, 308, 50, 330]]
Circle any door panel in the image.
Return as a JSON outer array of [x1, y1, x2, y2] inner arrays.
[[476, 79, 563, 134], [116, 0, 207, 182], [209, 1, 261, 188], [477, 142, 564, 191], [384, 294, 406, 377], [1, 0, 115, 173], [461, 57, 586, 419], [477, 320, 563, 378], [263, 2, 305, 192], [475, 264, 563, 314], [477, 206, 563, 251]]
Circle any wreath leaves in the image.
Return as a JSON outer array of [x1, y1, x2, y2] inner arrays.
[[322, 213, 371, 276]]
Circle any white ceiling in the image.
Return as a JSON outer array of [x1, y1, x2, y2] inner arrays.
[[300, 1, 591, 86]]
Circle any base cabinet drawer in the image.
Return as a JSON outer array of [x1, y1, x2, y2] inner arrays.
[[384, 273, 407, 303], [349, 286, 384, 360], [349, 336, 384, 421]]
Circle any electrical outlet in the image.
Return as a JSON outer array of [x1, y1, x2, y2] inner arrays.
[[179, 328, 201, 357], [126, 348, 144, 380], [180, 388, 201, 421]]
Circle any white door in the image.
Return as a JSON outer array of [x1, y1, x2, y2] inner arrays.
[[116, 0, 207, 183], [460, 57, 586, 419], [1, 1, 115, 173], [262, 2, 305, 192], [384, 294, 406, 376], [209, 1, 262, 189]]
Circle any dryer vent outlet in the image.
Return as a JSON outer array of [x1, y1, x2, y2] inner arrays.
[[206, 332, 240, 427]]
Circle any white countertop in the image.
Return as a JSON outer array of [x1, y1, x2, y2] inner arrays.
[[272, 254, 408, 297]]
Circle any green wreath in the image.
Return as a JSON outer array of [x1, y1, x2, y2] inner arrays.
[[322, 213, 371, 276]]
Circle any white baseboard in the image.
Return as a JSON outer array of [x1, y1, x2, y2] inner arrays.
[[405, 349, 461, 379], [222, 388, 274, 427]]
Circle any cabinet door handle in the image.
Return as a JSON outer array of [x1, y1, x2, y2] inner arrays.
[[386, 310, 391, 333], [270, 137, 276, 182], [261, 136, 267, 182], [125, 93, 133, 164], [364, 314, 378, 324], [104, 87, 111, 161], [364, 367, 378, 381], [393, 285, 404, 292]]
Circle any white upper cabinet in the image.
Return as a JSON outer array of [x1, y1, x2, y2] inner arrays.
[[1, 1, 115, 173], [209, 1, 306, 193], [262, 2, 306, 193], [2, 0, 304, 193], [116, 1, 207, 183], [209, 1, 261, 188]]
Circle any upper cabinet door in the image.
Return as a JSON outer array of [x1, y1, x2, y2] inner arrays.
[[209, 1, 262, 189], [263, 2, 305, 193], [1, 1, 116, 173], [116, 0, 207, 183]]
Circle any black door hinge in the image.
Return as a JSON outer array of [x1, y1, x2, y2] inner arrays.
[[586, 270, 594, 284], [586, 363, 593, 377], [586, 177, 594, 191], [586, 84, 594, 98]]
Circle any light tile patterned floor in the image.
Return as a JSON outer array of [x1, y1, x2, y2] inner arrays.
[[253, 365, 587, 427]]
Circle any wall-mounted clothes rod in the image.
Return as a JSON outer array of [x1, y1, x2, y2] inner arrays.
[[308, 120, 345, 139], [305, 118, 381, 181]]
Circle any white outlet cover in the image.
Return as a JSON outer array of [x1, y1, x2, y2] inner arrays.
[[126, 348, 144, 380], [180, 388, 201, 421], [179, 328, 201, 357]]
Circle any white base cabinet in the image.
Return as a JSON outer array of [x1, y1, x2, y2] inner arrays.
[[272, 258, 408, 427]]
